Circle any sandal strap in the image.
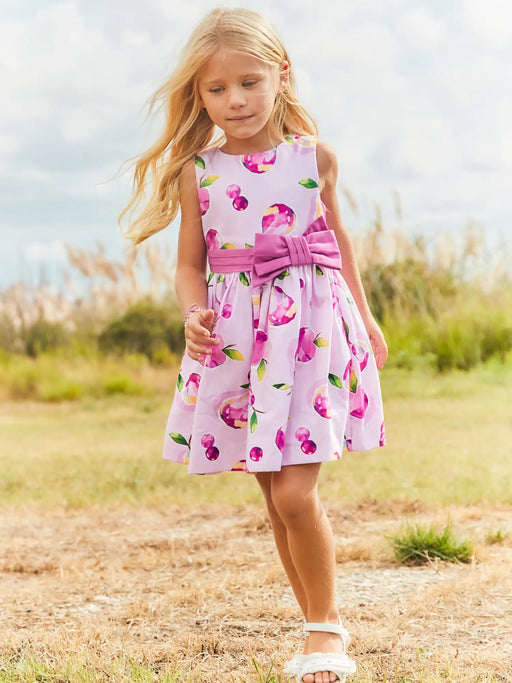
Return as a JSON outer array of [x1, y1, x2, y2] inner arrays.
[[304, 621, 349, 636], [303, 621, 351, 651]]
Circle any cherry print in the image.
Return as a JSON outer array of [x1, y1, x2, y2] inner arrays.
[[226, 184, 241, 199], [295, 427, 310, 442], [200, 433, 215, 448], [249, 447, 263, 462], [232, 195, 248, 211], [301, 439, 317, 455], [221, 304, 233, 318], [205, 446, 220, 461]]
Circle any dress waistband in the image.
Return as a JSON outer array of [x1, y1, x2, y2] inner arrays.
[[207, 215, 342, 286]]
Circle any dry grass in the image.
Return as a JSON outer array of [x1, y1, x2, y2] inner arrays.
[[0, 239, 176, 342], [1, 503, 512, 682]]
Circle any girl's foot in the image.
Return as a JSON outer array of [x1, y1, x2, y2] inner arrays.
[[301, 626, 350, 683], [296, 620, 356, 683]]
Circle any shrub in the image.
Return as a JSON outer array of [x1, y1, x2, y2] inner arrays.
[[100, 375, 144, 396], [23, 320, 70, 357], [0, 315, 24, 353], [363, 258, 457, 324], [40, 379, 83, 402], [98, 300, 184, 359]]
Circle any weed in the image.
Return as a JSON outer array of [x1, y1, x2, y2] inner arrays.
[[253, 658, 281, 683], [485, 529, 509, 545], [386, 521, 474, 565]]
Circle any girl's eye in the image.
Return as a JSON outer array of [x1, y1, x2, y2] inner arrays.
[[209, 87, 224, 94], [243, 80, 257, 88]]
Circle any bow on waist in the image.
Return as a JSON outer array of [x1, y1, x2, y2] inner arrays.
[[207, 216, 342, 286]]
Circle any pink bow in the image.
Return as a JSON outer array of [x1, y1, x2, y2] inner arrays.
[[207, 215, 342, 285], [251, 224, 342, 286]]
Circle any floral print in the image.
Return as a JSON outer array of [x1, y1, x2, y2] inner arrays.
[[163, 137, 385, 474]]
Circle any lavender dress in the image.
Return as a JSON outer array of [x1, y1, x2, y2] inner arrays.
[[163, 135, 385, 474]]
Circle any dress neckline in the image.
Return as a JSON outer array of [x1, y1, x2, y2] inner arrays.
[[215, 139, 287, 157]]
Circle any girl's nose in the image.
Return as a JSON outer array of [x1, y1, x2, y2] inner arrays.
[[227, 87, 246, 108]]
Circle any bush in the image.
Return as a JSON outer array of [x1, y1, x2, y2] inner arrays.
[[23, 320, 70, 357], [101, 375, 144, 396], [363, 258, 457, 324], [98, 300, 185, 359], [0, 315, 24, 353]]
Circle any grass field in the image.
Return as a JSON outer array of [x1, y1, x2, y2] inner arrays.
[[1, 362, 511, 508], [1, 362, 512, 682]]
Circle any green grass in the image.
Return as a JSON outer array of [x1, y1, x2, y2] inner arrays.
[[0, 350, 176, 402], [0, 654, 507, 683], [380, 287, 512, 372], [0, 654, 196, 683], [386, 520, 473, 565], [0, 361, 511, 508]]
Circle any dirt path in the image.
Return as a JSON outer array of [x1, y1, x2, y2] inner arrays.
[[1, 502, 512, 681]]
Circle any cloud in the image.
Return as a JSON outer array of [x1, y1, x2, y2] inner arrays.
[[397, 7, 447, 50], [0, 0, 510, 289], [23, 240, 68, 264], [460, 0, 512, 49]]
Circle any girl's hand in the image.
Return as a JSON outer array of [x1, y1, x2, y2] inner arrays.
[[184, 308, 220, 362], [365, 317, 388, 369]]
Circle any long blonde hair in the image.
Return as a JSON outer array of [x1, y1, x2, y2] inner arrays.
[[119, 7, 318, 246]]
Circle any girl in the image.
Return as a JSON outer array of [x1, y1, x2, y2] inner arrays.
[[120, 8, 387, 683]]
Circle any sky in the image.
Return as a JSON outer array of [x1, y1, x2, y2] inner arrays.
[[0, 0, 511, 289]]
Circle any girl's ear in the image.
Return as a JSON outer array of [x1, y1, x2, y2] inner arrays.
[[279, 61, 290, 91]]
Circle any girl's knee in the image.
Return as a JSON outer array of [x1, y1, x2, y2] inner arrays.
[[270, 478, 319, 525]]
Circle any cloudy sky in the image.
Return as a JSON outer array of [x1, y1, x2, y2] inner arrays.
[[1, 0, 511, 289]]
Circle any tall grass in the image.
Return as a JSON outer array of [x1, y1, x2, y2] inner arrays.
[[0, 201, 510, 385], [350, 207, 512, 372]]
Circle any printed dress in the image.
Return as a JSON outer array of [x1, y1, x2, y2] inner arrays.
[[163, 135, 385, 474]]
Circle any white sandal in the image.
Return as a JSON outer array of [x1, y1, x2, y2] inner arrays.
[[283, 653, 304, 677], [284, 620, 356, 682]]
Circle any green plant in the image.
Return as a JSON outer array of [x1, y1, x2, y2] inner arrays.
[[23, 319, 70, 357], [386, 521, 473, 565], [98, 300, 184, 359], [253, 658, 281, 683], [101, 374, 144, 396], [485, 529, 508, 545]]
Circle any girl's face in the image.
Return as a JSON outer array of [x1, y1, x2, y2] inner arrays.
[[197, 47, 286, 154]]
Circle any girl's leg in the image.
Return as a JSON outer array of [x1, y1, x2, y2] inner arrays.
[[255, 472, 308, 617], [270, 463, 343, 683]]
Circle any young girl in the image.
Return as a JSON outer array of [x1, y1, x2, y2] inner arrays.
[[120, 8, 387, 683]]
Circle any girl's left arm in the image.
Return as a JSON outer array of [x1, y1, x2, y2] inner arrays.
[[317, 140, 388, 369]]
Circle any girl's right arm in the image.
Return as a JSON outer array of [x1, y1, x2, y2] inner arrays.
[[175, 161, 220, 361]]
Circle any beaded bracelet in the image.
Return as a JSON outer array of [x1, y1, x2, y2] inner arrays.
[[184, 304, 206, 326]]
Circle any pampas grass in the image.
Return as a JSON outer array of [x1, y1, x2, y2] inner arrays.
[[1, 195, 510, 374]]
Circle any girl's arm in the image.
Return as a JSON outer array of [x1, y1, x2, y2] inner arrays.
[[317, 141, 388, 369], [175, 161, 220, 361]]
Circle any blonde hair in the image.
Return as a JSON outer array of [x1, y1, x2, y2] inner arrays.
[[119, 7, 318, 246]]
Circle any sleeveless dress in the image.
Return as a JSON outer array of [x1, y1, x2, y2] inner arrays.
[[163, 135, 385, 474]]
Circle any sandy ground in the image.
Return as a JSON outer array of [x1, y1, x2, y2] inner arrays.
[[1, 501, 512, 682]]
